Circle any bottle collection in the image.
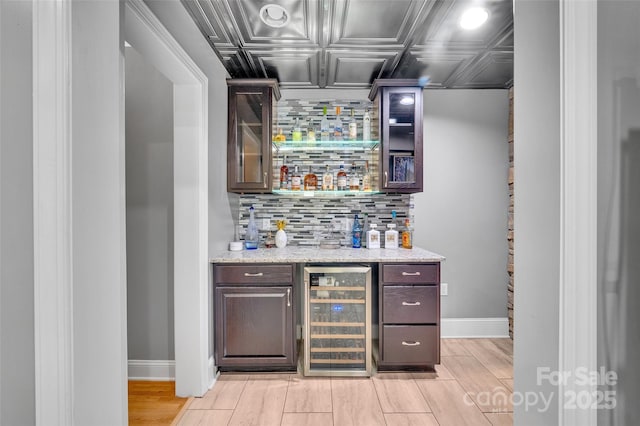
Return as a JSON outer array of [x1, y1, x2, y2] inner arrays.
[[350, 210, 412, 250], [274, 106, 373, 143], [278, 160, 372, 192]]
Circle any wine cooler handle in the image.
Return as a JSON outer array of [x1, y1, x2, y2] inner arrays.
[[243, 272, 264, 277], [402, 341, 421, 346], [384, 171, 388, 187], [263, 172, 268, 188], [286, 288, 291, 307], [402, 301, 421, 306], [402, 271, 421, 276]]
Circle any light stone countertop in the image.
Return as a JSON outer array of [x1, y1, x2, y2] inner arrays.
[[210, 245, 445, 263]]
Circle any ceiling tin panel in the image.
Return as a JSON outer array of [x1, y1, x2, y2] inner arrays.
[[247, 49, 321, 87], [329, 0, 430, 47], [414, 0, 513, 50], [450, 51, 514, 88], [224, 0, 320, 46], [181, 0, 513, 89], [326, 50, 397, 88], [411, 50, 476, 88]]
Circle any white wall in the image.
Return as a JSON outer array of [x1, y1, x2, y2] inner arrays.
[[415, 89, 509, 319], [71, 1, 128, 423], [0, 1, 35, 424], [141, 0, 231, 369], [125, 46, 175, 362], [597, 2, 640, 425], [513, 0, 561, 424]]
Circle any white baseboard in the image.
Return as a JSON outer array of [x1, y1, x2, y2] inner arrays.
[[441, 318, 509, 338], [128, 360, 175, 381], [208, 356, 217, 389]]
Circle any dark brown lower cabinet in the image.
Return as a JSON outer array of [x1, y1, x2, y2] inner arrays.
[[377, 262, 440, 370], [213, 264, 296, 371]]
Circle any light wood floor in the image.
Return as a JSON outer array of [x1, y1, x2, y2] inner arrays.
[[174, 338, 513, 426]]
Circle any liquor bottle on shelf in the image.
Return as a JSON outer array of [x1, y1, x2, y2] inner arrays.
[[336, 164, 348, 191], [320, 106, 330, 141], [292, 117, 302, 142], [274, 127, 286, 142], [363, 108, 371, 141], [304, 167, 318, 191], [334, 106, 343, 141], [348, 108, 357, 140], [362, 160, 371, 191], [307, 124, 316, 143], [279, 155, 289, 190], [291, 165, 301, 191], [349, 162, 360, 190], [322, 164, 334, 191]]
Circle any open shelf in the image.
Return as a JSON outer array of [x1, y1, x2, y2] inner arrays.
[[273, 139, 379, 151]]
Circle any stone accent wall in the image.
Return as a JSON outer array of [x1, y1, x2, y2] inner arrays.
[[508, 87, 515, 339]]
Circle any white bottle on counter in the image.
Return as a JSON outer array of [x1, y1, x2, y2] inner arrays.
[[366, 223, 380, 249], [384, 223, 398, 249]]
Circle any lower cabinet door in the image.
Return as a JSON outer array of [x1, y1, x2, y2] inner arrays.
[[215, 286, 295, 368], [382, 325, 439, 364]]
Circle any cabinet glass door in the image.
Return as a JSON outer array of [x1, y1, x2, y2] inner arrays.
[[304, 266, 371, 377], [228, 84, 272, 191], [381, 86, 423, 192]]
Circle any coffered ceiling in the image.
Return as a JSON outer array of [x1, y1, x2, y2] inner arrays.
[[181, 0, 513, 89]]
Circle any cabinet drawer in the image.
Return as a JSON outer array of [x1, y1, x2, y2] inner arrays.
[[382, 263, 439, 284], [383, 286, 438, 324], [214, 264, 293, 284], [382, 325, 439, 364]]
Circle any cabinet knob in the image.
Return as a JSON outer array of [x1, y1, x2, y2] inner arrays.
[[243, 272, 264, 277], [402, 301, 421, 306], [401, 341, 421, 346], [401, 271, 421, 276]]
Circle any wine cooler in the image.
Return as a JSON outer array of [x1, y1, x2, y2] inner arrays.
[[303, 265, 372, 377]]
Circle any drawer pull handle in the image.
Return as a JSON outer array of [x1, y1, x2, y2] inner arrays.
[[402, 271, 421, 276], [402, 301, 421, 306], [243, 272, 264, 277], [384, 171, 388, 187], [286, 288, 291, 307], [263, 172, 268, 188], [402, 341, 421, 346]]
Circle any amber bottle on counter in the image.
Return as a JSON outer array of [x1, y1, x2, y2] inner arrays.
[[304, 166, 317, 191], [402, 218, 413, 249]]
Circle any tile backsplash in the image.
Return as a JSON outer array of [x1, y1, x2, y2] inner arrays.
[[238, 193, 412, 247]]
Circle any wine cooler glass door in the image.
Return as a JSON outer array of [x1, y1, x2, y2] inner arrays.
[[304, 266, 372, 377]]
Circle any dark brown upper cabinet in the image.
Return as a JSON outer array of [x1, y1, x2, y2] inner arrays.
[[227, 79, 280, 193], [369, 80, 424, 193]]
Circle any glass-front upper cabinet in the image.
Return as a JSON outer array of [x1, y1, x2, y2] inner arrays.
[[369, 80, 423, 193], [227, 79, 280, 193]]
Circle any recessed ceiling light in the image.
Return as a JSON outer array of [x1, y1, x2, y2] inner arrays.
[[259, 4, 290, 28], [459, 7, 489, 30]]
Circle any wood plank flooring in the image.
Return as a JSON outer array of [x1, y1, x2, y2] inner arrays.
[[173, 338, 513, 426], [128, 381, 188, 426]]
